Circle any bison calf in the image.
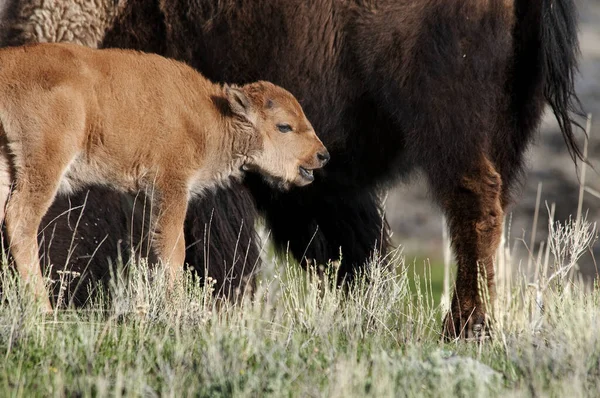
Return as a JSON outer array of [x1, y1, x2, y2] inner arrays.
[[0, 42, 329, 311]]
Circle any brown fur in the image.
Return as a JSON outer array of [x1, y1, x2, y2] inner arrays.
[[0, 0, 583, 340], [0, 42, 328, 310], [440, 156, 504, 338]]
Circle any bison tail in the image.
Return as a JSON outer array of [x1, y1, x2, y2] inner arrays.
[[540, 0, 585, 162]]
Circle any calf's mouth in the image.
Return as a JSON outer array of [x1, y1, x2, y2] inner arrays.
[[298, 166, 315, 182]]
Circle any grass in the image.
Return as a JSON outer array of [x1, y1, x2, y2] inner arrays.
[[402, 255, 446, 306], [1, 112, 599, 397], [0, 212, 599, 397]]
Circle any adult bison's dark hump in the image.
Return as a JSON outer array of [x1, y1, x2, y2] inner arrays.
[[0, 0, 582, 339]]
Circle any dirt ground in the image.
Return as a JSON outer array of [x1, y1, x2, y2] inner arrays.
[[385, 0, 600, 278]]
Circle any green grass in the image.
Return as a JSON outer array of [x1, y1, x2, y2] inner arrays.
[[402, 255, 446, 306], [1, 216, 599, 397]]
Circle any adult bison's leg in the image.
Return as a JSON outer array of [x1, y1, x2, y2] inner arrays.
[[184, 183, 261, 299], [429, 155, 504, 340], [249, 175, 389, 283], [31, 182, 260, 306], [31, 188, 153, 308]]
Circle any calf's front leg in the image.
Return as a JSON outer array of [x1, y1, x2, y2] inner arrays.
[[150, 187, 189, 290]]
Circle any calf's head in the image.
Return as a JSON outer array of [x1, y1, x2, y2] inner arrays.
[[225, 81, 329, 189]]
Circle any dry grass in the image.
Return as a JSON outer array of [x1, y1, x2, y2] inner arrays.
[[0, 206, 598, 397], [0, 116, 598, 397]]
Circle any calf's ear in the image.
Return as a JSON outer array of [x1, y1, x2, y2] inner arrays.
[[225, 84, 257, 125]]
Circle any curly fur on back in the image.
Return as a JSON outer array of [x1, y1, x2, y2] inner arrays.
[[0, 0, 125, 47]]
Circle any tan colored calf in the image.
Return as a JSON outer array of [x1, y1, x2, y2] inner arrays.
[[0, 43, 329, 311]]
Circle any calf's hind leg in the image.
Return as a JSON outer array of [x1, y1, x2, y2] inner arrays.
[[430, 155, 504, 340], [5, 159, 69, 312]]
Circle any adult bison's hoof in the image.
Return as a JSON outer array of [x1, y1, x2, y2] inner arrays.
[[442, 308, 490, 342]]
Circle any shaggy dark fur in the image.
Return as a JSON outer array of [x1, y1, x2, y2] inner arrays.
[[0, 0, 583, 339]]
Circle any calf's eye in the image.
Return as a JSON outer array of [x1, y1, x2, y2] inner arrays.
[[277, 124, 293, 133]]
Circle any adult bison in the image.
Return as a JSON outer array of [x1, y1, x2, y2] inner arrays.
[[0, 0, 583, 339]]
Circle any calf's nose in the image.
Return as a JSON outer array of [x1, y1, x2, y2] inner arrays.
[[317, 150, 330, 166]]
